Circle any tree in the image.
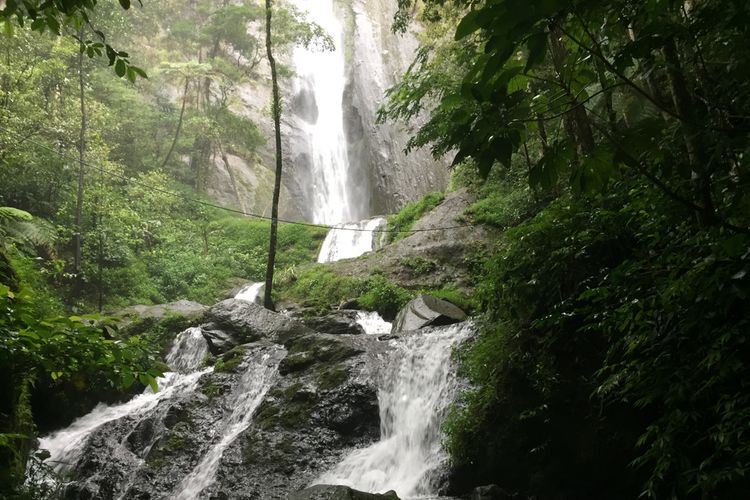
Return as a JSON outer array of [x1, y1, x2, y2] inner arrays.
[[263, 0, 282, 310]]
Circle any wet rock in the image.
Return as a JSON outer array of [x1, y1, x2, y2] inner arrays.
[[204, 299, 314, 343], [299, 310, 366, 335], [391, 294, 467, 333], [201, 328, 237, 354], [288, 484, 399, 499], [470, 484, 517, 500]]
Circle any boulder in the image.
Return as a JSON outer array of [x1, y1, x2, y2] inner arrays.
[[288, 485, 399, 500], [204, 299, 314, 343], [470, 484, 516, 500], [120, 300, 207, 321], [391, 294, 467, 333], [201, 328, 238, 354], [300, 310, 366, 335]]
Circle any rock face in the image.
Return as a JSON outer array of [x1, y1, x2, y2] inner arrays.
[[48, 306, 383, 500], [299, 310, 367, 336], [203, 299, 314, 343], [289, 484, 400, 500], [392, 295, 467, 334], [119, 300, 207, 321]]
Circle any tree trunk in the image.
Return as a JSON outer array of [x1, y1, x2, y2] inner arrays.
[[74, 35, 87, 279], [662, 38, 716, 225], [549, 22, 596, 155], [264, 0, 283, 311], [160, 77, 190, 170]]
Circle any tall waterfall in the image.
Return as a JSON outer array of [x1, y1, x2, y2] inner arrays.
[[315, 322, 472, 498], [38, 328, 212, 473], [317, 217, 387, 263], [292, 0, 362, 225], [172, 347, 283, 499]]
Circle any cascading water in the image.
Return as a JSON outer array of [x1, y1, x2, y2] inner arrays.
[[38, 328, 212, 473], [317, 217, 387, 263], [355, 310, 392, 335], [171, 346, 283, 499], [315, 322, 472, 498], [235, 282, 264, 304], [292, 0, 361, 225]]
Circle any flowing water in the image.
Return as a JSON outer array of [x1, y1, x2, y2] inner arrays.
[[355, 310, 392, 335], [317, 217, 387, 262], [38, 328, 212, 472], [291, 0, 362, 225], [171, 347, 283, 499], [315, 322, 472, 498], [234, 282, 264, 304]]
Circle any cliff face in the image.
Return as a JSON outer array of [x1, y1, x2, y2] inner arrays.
[[341, 0, 449, 215], [205, 1, 449, 222]]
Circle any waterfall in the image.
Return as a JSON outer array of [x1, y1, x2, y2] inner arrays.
[[292, 0, 363, 225], [38, 328, 212, 473], [317, 217, 386, 263], [235, 282, 264, 304], [315, 322, 472, 498], [355, 310, 392, 335], [171, 346, 283, 499]]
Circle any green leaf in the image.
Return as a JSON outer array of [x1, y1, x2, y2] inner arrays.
[[115, 59, 126, 77], [455, 10, 480, 40], [525, 31, 547, 71]]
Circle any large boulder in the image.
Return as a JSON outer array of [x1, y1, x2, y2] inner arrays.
[[299, 310, 366, 335], [289, 485, 399, 500], [204, 299, 314, 343], [119, 300, 207, 321], [391, 294, 467, 334]]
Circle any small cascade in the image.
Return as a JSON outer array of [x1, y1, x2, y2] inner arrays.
[[317, 217, 387, 263], [355, 311, 392, 335], [171, 346, 283, 499], [235, 282, 264, 304], [315, 322, 472, 498], [39, 328, 211, 473]]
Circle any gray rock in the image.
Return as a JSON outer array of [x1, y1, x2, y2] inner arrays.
[[391, 294, 467, 333], [119, 300, 207, 321], [288, 484, 399, 500], [201, 328, 238, 354], [204, 299, 314, 344], [300, 310, 366, 335]]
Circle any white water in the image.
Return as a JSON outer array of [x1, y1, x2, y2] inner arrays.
[[171, 349, 282, 499], [39, 328, 211, 472], [355, 310, 392, 335], [235, 282, 264, 304], [315, 323, 472, 498], [317, 217, 387, 262], [292, 0, 361, 225]]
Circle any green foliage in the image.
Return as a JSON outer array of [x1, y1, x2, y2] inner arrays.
[[387, 191, 445, 241], [357, 273, 412, 320], [399, 255, 438, 275], [422, 286, 473, 314]]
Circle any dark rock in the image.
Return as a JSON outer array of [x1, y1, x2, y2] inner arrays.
[[288, 484, 399, 500], [204, 299, 314, 343], [340, 298, 359, 309], [470, 484, 516, 500], [301, 310, 366, 335], [201, 328, 238, 354], [391, 294, 467, 333]]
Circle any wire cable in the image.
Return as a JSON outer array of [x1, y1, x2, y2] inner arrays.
[[0, 122, 472, 234]]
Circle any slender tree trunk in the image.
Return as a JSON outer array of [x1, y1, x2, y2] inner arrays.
[[160, 77, 190, 170], [662, 38, 716, 225], [74, 36, 87, 279], [264, 0, 283, 310], [549, 22, 595, 155]]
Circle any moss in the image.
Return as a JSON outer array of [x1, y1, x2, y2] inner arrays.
[[214, 345, 247, 373], [200, 382, 221, 399], [399, 256, 438, 275], [317, 365, 349, 390], [423, 286, 475, 314], [387, 191, 445, 242], [254, 383, 318, 431]]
